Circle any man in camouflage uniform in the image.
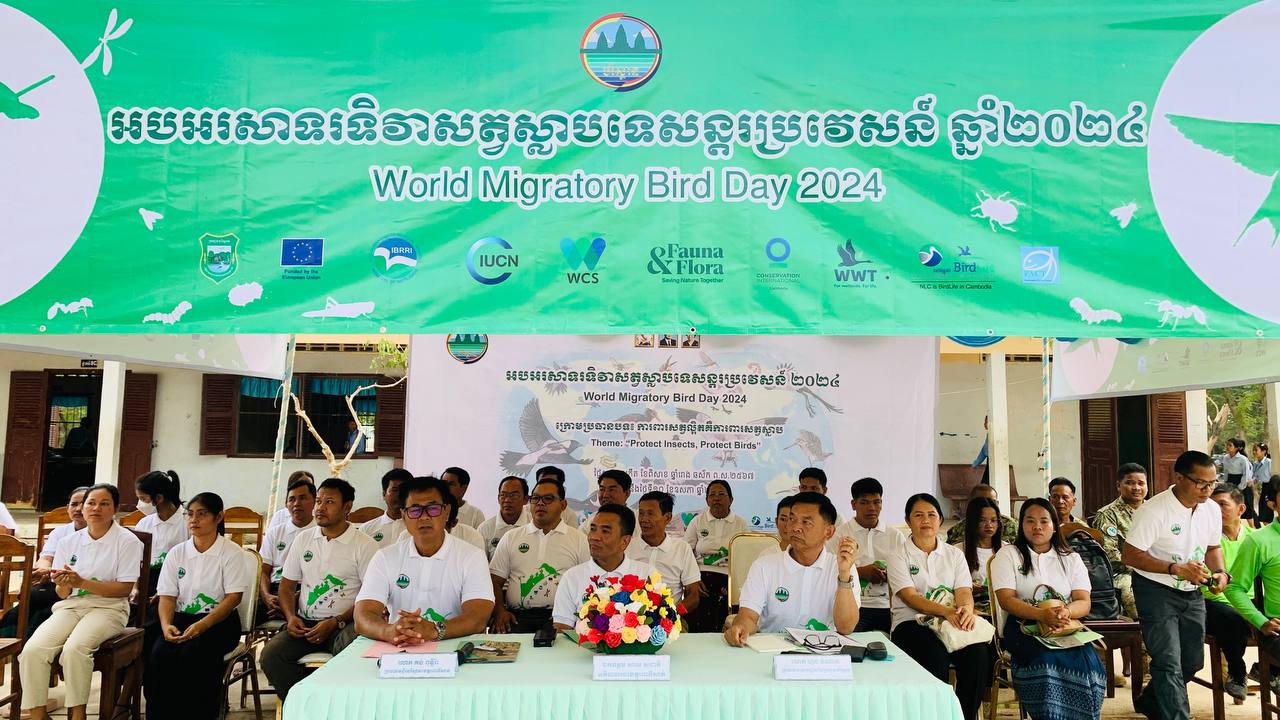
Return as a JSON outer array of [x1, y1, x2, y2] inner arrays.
[[946, 483, 1018, 545], [1091, 462, 1149, 620]]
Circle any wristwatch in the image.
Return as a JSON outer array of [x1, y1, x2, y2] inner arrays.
[[837, 576, 855, 590], [433, 619, 447, 640]]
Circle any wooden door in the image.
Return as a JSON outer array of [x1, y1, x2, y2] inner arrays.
[[1080, 397, 1119, 517], [1149, 392, 1188, 494], [116, 372, 158, 508], [2, 371, 49, 505]]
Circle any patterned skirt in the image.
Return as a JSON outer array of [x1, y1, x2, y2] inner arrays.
[[1002, 616, 1106, 720]]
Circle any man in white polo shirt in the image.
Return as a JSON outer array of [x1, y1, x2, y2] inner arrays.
[[626, 491, 702, 610], [1122, 451, 1229, 720], [831, 476, 903, 633], [355, 476, 494, 645], [725, 492, 860, 644], [478, 476, 531, 559], [553, 504, 653, 630], [443, 466, 487, 528], [261, 478, 378, 699], [358, 468, 413, 549], [258, 476, 316, 621], [490, 478, 590, 633]]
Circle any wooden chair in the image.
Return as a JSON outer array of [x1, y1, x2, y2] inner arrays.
[[1082, 617, 1144, 709], [1253, 574, 1278, 720], [222, 549, 264, 720], [118, 511, 146, 529], [0, 535, 34, 718], [347, 507, 384, 524], [985, 555, 1025, 720], [722, 532, 781, 630], [37, 507, 71, 556], [223, 507, 265, 550]]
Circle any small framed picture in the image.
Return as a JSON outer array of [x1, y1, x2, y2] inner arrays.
[[658, 334, 679, 348], [633, 334, 654, 348], [681, 334, 701, 348]]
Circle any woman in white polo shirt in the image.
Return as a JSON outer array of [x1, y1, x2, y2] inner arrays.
[[18, 484, 143, 720], [683, 479, 748, 632], [135, 470, 192, 588], [145, 492, 251, 720], [954, 497, 1002, 616], [888, 493, 992, 720], [991, 498, 1105, 720]]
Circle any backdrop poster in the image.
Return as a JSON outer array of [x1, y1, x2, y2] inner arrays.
[[405, 334, 938, 533], [1053, 337, 1280, 400]]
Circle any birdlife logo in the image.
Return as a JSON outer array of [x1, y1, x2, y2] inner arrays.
[[467, 236, 518, 285], [1020, 246, 1060, 284], [833, 240, 879, 288], [1149, 0, 1280, 323], [371, 235, 418, 282], [580, 14, 662, 91], [561, 233, 606, 284]]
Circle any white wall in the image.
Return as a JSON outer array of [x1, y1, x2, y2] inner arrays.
[[935, 358, 1082, 512], [0, 348, 394, 512]]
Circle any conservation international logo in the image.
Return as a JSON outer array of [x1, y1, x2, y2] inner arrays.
[[580, 14, 662, 91]]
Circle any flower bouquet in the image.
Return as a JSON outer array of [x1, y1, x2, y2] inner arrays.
[[573, 571, 684, 654]]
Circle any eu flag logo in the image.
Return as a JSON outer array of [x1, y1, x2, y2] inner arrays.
[[281, 238, 324, 267]]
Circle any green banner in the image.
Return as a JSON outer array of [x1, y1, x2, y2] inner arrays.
[[3, 1, 1279, 336]]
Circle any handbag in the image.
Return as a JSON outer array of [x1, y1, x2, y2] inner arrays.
[[916, 586, 995, 653], [1022, 584, 1085, 638]]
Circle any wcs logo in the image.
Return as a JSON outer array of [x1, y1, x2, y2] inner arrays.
[[561, 234, 606, 284]]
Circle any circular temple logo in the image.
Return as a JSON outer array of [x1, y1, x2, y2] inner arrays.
[[446, 333, 489, 364], [371, 235, 418, 282], [396, 574, 410, 589], [774, 587, 790, 602], [580, 14, 662, 92]]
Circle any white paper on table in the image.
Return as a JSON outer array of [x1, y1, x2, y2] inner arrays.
[[783, 627, 860, 655], [745, 635, 798, 654]]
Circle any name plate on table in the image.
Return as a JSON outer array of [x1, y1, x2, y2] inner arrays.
[[773, 654, 853, 681], [378, 652, 458, 679], [592, 654, 671, 681]]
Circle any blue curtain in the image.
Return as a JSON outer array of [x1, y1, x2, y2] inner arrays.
[[51, 394, 89, 408], [240, 377, 299, 399], [306, 377, 377, 413]]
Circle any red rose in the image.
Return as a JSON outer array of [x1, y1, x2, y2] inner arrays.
[[604, 631, 622, 648], [660, 618, 673, 632], [586, 629, 602, 644], [676, 602, 687, 616], [602, 602, 618, 616], [623, 612, 639, 628], [619, 574, 643, 592], [647, 591, 663, 606]]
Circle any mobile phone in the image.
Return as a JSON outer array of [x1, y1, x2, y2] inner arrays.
[[533, 622, 556, 647]]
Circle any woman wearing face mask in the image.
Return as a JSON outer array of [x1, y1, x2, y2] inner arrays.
[[135, 470, 190, 588]]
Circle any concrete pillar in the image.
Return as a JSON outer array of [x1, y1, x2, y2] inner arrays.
[[986, 352, 1011, 515], [1186, 389, 1209, 453], [95, 360, 126, 486]]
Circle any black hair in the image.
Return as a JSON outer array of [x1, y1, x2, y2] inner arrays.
[[595, 503, 636, 536], [68, 486, 91, 502], [381, 468, 413, 492], [1117, 463, 1147, 480], [287, 470, 315, 485], [598, 469, 633, 493], [1013, 498, 1072, 576], [776, 494, 797, 514], [1265, 475, 1280, 506], [1174, 450, 1216, 478], [850, 477, 883, 499], [286, 477, 317, 498], [137, 469, 182, 507], [706, 479, 733, 499], [639, 490, 674, 515], [799, 467, 828, 489], [499, 475, 529, 496], [443, 466, 471, 487], [963, 497, 1002, 572], [85, 483, 120, 509], [1228, 438, 1246, 452], [532, 477, 566, 500], [400, 476, 460, 525], [904, 492, 943, 519], [1048, 477, 1076, 494], [1211, 483, 1245, 506], [187, 492, 227, 535], [535, 465, 565, 483], [790, 491, 838, 525], [1254, 442, 1271, 459], [318, 477, 356, 505]]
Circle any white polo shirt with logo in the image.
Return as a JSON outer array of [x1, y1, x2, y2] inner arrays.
[[136, 510, 191, 569], [157, 534, 252, 615], [552, 556, 653, 628], [887, 538, 971, 631], [54, 522, 144, 600], [261, 519, 315, 584], [358, 513, 404, 549], [989, 544, 1090, 603], [456, 502, 486, 529], [624, 534, 702, 604], [832, 518, 906, 610], [683, 511, 749, 574], [739, 547, 854, 632], [1126, 487, 1223, 592], [489, 520, 590, 610], [356, 534, 494, 622], [451, 523, 487, 553], [42, 522, 79, 561], [478, 509, 531, 560], [281, 523, 378, 620]]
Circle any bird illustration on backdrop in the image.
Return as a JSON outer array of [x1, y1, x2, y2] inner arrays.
[[1167, 113, 1280, 246]]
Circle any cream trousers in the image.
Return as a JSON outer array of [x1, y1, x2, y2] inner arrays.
[[18, 595, 129, 710]]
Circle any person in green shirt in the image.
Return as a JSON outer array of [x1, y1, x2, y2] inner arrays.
[[1224, 476, 1280, 695], [1203, 484, 1254, 701], [1092, 463, 1149, 621]]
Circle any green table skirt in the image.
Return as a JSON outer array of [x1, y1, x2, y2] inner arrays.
[[284, 632, 964, 720]]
